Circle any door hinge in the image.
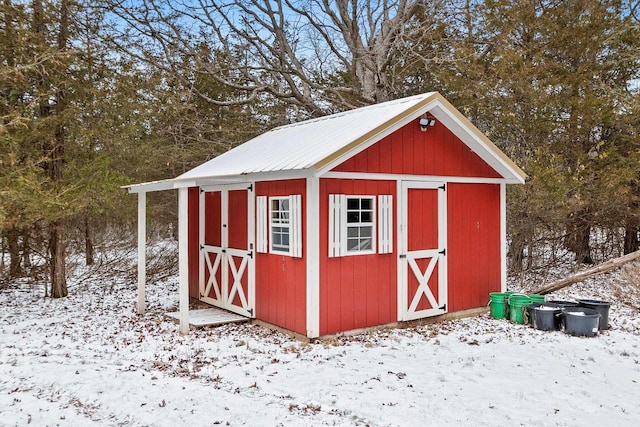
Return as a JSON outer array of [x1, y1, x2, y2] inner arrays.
[[200, 244, 204, 251], [199, 187, 204, 194], [439, 304, 447, 311], [247, 308, 254, 316], [247, 184, 253, 191], [439, 184, 446, 191], [399, 254, 407, 259], [199, 293, 204, 298], [439, 248, 446, 256], [248, 251, 253, 259]]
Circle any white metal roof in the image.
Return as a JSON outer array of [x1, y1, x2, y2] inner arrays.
[[179, 93, 438, 179], [126, 92, 526, 193]]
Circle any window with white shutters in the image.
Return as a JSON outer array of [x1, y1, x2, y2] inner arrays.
[[256, 195, 302, 257], [329, 194, 393, 257]]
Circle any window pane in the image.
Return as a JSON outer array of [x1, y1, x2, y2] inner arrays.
[[347, 212, 359, 223], [360, 238, 372, 250], [347, 198, 359, 210], [271, 198, 291, 253], [360, 226, 372, 237], [273, 234, 281, 246], [347, 227, 358, 238], [347, 238, 359, 251], [360, 199, 372, 210], [361, 212, 372, 223]]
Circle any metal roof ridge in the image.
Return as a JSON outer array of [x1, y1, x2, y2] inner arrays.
[[267, 92, 435, 132]]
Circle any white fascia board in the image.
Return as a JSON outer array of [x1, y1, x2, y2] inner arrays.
[[124, 179, 177, 194], [124, 179, 198, 193], [126, 169, 314, 194], [194, 169, 314, 186]]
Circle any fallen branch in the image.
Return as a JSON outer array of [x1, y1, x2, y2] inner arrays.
[[531, 249, 640, 295]]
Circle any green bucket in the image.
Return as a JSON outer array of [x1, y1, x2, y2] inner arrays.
[[529, 294, 545, 303], [508, 294, 533, 324], [489, 292, 510, 319]]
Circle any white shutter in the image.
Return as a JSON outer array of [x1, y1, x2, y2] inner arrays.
[[328, 194, 345, 257], [378, 195, 393, 254], [290, 195, 302, 258], [256, 196, 268, 253]]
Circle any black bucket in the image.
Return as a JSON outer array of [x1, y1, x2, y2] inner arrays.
[[526, 302, 558, 326], [524, 302, 542, 325], [562, 307, 600, 337], [578, 299, 610, 330], [530, 304, 563, 331]]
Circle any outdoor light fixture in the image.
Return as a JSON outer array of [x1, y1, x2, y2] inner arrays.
[[419, 116, 436, 131]]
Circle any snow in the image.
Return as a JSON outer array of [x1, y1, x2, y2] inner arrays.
[[2, 245, 640, 426], [536, 305, 559, 311]]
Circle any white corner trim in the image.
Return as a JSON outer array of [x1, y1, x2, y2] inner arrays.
[[178, 187, 190, 335], [306, 177, 320, 338], [500, 183, 507, 292]]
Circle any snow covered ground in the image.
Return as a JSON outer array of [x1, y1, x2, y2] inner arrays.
[[1, 245, 640, 426]]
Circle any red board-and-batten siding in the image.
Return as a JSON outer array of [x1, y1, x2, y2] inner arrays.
[[186, 180, 308, 336], [254, 180, 307, 335], [319, 121, 501, 335], [319, 179, 397, 336]]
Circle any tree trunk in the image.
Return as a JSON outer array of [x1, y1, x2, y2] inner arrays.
[[624, 222, 639, 255], [35, 0, 70, 296], [85, 215, 94, 266], [508, 232, 526, 272], [6, 227, 22, 278], [574, 222, 593, 264], [22, 228, 32, 268], [531, 249, 640, 295], [565, 208, 594, 264], [49, 220, 67, 298]]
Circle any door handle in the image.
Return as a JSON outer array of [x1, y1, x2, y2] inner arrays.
[[399, 254, 407, 259]]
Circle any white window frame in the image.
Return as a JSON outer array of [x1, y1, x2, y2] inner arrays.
[[329, 194, 393, 258], [261, 195, 302, 258], [344, 195, 376, 255], [269, 196, 292, 255]]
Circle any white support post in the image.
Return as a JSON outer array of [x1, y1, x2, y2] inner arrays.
[[500, 183, 507, 292], [137, 192, 146, 315], [178, 187, 190, 335], [306, 176, 320, 338]]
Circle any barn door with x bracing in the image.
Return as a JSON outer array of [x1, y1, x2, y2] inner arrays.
[[399, 181, 447, 321], [199, 184, 255, 318]]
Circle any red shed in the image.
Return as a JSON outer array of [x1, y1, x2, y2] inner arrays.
[[127, 92, 526, 338]]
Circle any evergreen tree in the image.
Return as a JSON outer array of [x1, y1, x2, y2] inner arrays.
[[431, 0, 640, 268]]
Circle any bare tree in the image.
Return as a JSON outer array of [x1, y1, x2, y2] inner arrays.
[[107, 0, 430, 115]]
